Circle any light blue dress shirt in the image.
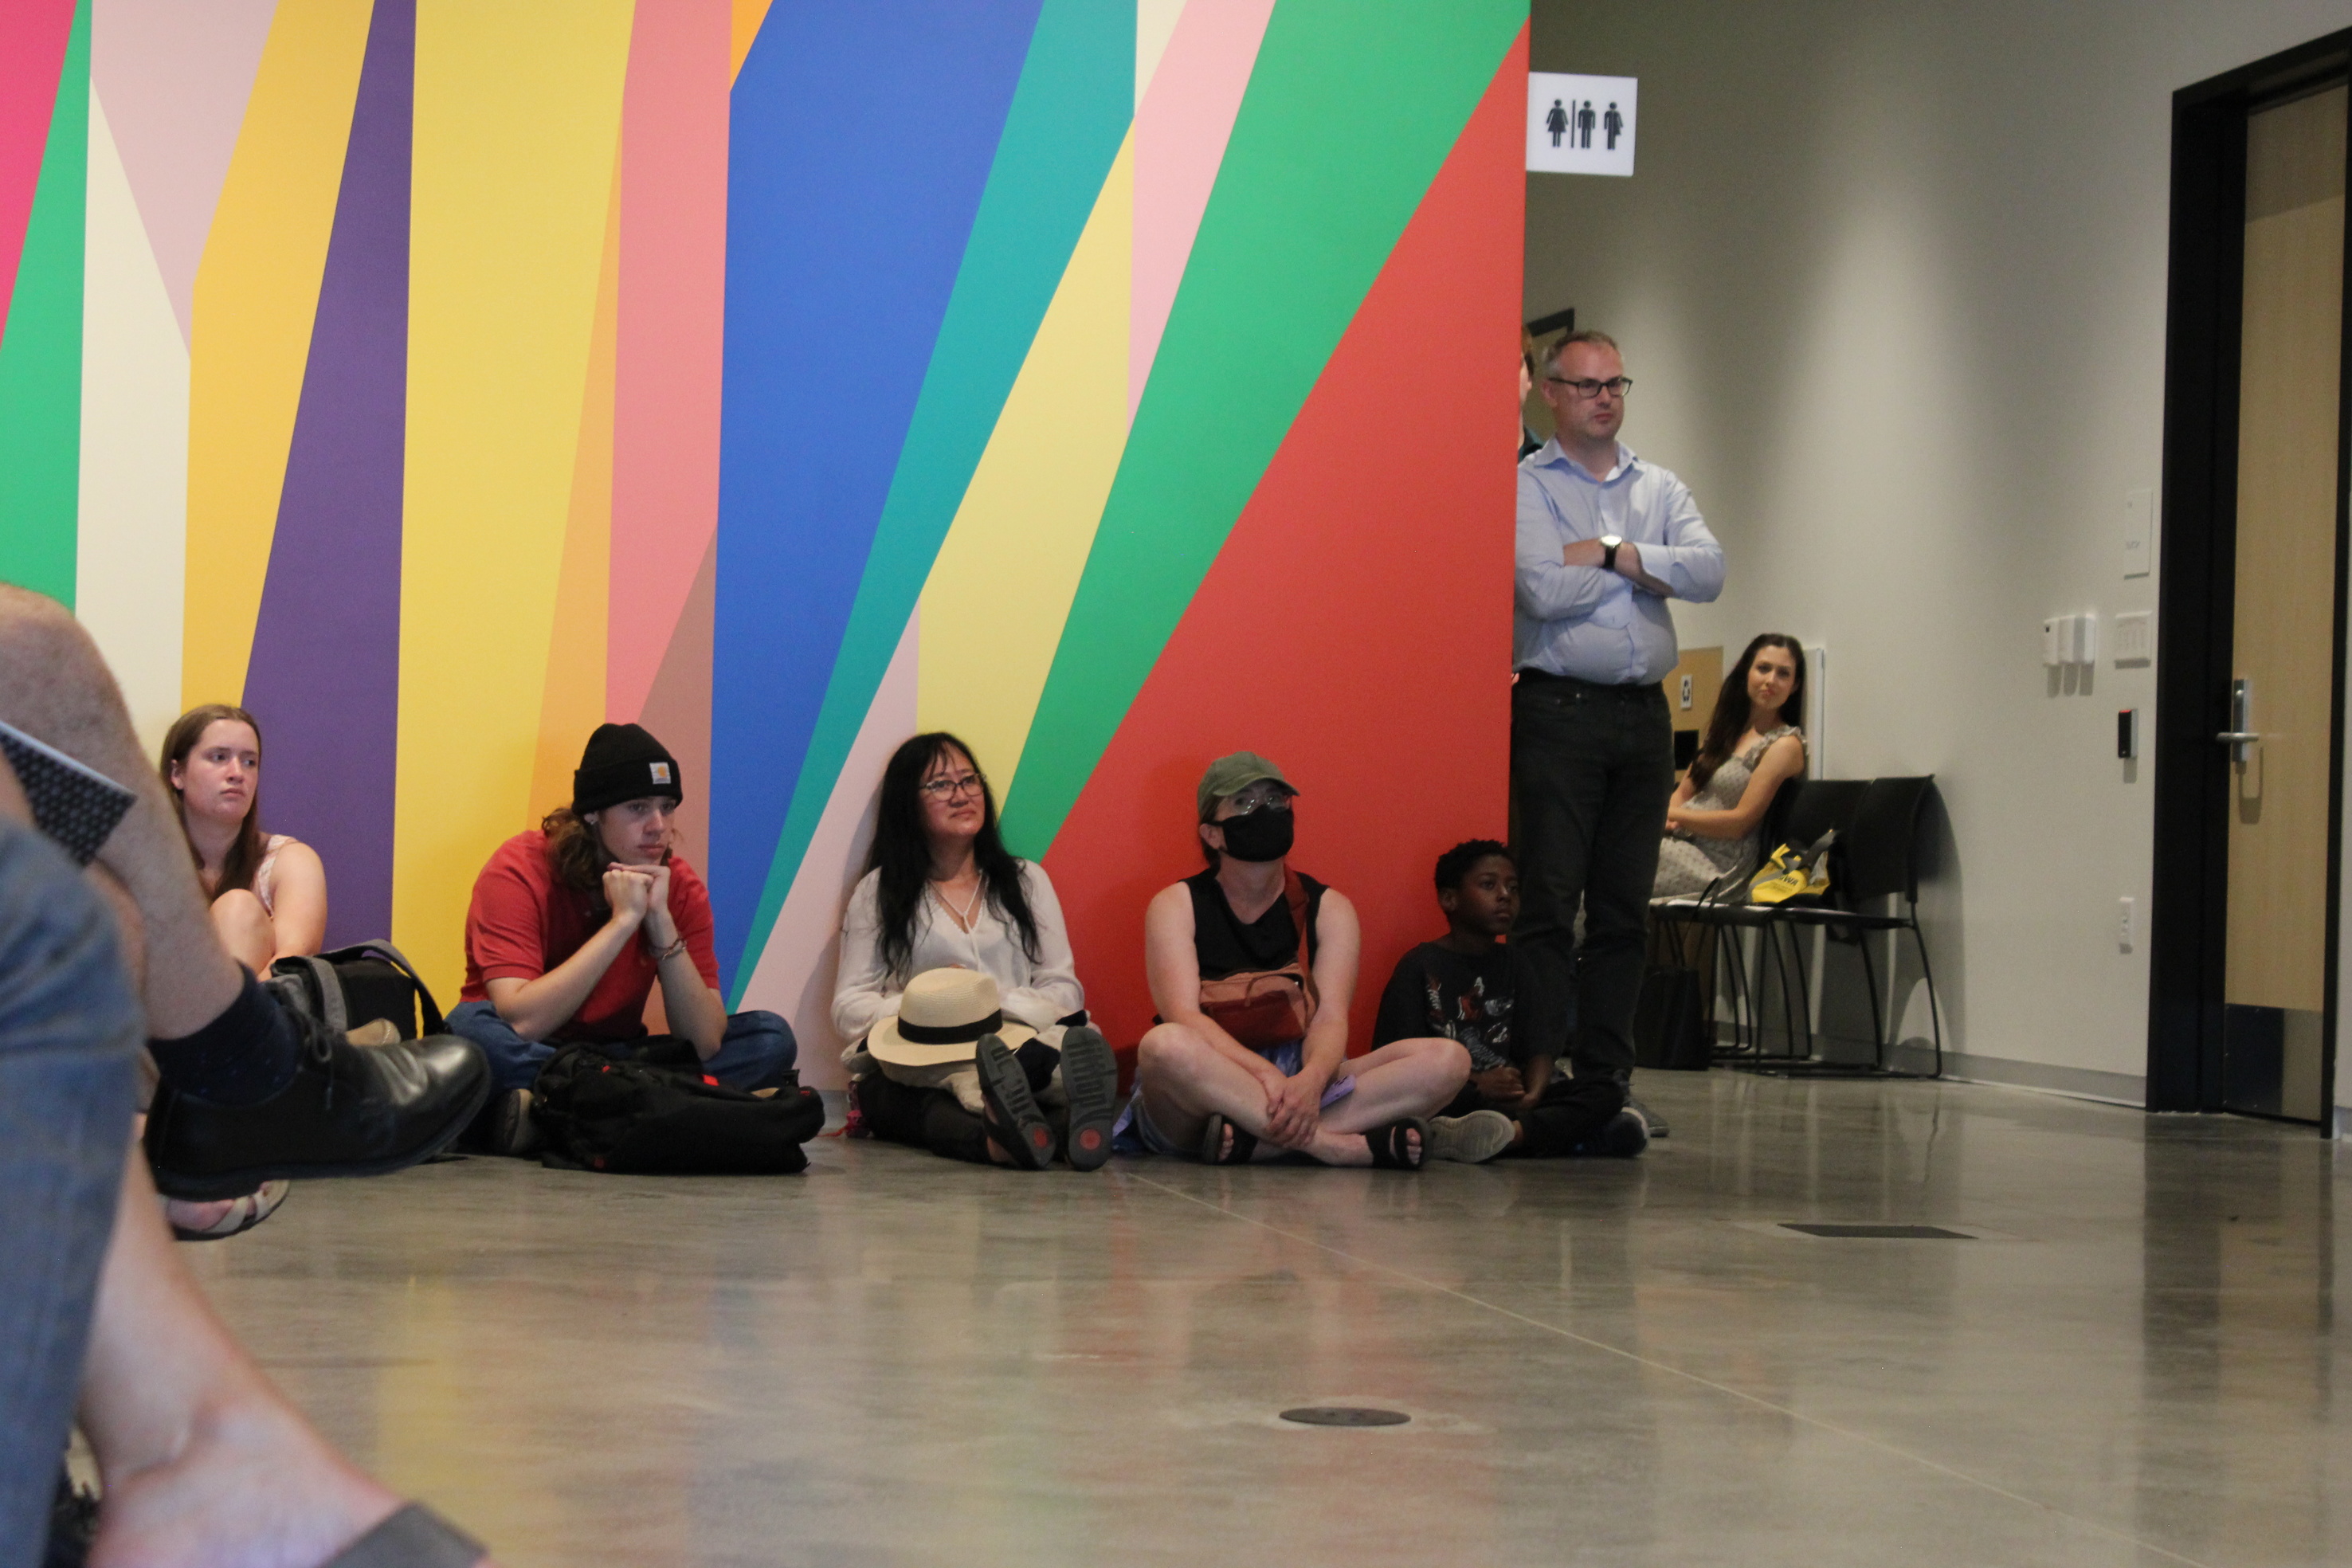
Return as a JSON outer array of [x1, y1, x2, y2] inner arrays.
[[1514, 439, 1725, 685]]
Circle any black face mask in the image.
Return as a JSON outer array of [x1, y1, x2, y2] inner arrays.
[[1216, 807, 1294, 863]]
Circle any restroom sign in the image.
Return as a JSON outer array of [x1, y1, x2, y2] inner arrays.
[[1528, 73, 1637, 176]]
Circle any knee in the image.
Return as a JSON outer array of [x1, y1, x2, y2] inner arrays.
[[1424, 1036, 1472, 1087], [0, 582, 90, 668], [1136, 1022, 1202, 1081], [208, 890, 274, 968], [732, 1009, 797, 1065]]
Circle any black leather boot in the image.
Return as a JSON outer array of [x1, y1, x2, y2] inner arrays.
[[144, 1003, 492, 1200]]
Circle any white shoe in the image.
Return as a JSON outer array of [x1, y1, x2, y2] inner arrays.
[[1429, 1108, 1515, 1163]]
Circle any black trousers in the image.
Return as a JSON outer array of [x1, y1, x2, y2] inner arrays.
[[852, 1039, 1059, 1165], [1510, 675, 1674, 1076], [1441, 1074, 1625, 1157]]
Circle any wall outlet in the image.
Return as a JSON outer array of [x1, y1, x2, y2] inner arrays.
[[2119, 896, 2136, 952]]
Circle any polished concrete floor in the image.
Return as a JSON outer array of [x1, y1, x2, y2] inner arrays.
[[189, 1071, 2351, 1568]]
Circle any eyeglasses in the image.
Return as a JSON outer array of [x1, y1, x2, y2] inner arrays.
[[1546, 376, 1633, 399], [1222, 782, 1293, 816], [919, 772, 986, 801]]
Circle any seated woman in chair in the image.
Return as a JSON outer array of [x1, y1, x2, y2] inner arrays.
[[1654, 634, 1809, 898], [834, 732, 1118, 1170], [161, 704, 326, 974], [1119, 752, 1475, 1169]]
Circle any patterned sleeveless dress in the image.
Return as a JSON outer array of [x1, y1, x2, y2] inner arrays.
[[1652, 726, 1804, 898]]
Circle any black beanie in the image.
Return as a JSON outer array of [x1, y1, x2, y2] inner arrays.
[[573, 723, 683, 816]]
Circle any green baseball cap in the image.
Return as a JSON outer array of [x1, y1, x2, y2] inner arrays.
[[1197, 751, 1298, 820]]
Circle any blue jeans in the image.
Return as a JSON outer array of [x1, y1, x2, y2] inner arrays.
[[0, 817, 141, 1563], [445, 1000, 798, 1095]]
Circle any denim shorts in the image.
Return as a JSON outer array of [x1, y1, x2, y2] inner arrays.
[[1111, 1038, 1357, 1156]]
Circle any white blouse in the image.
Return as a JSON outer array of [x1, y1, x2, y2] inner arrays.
[[831, 860, 1084, 1045]]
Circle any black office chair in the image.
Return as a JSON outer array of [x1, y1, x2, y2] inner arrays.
[[1774, 775, 1943, 1077]]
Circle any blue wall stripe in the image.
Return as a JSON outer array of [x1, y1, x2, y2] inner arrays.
[[726, 0, 1134, 998], [711, 0, 1044, 983]]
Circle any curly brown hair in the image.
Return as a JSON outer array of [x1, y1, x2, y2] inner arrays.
[[540, 807, 610, 900]]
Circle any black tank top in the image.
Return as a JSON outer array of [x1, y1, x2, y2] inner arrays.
[[1185, 869, 1326, 981]]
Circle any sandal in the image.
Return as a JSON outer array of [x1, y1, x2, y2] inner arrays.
[[167, 1179, 290, 1242], [1363, 1118, 1430, 1171], [1059, 1026, 1118, 1171], [1198, 1112, 1260, 1166], [319, 1502, 486, 1567], [975, 1035, 1054, 1170]]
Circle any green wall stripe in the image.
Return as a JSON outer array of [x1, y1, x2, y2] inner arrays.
[[731, 0, 1133, 1002], [0, 0, 87, 605], [998, 1, 1523, 853]]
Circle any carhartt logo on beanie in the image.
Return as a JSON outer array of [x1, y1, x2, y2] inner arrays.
[[573, 723, 683, 816]]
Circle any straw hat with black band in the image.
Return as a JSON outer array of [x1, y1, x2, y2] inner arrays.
[[866, 968, 1037, 1069]]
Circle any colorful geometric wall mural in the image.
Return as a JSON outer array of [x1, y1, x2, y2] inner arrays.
[[0, 0, 1525, 1088]]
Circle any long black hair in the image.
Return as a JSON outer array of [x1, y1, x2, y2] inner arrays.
[[867, 731, 1041, 981], [1690, 634, 1805, 790]]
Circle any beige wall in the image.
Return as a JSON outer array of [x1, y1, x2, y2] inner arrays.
[[1531, 1, 2352, 1103]]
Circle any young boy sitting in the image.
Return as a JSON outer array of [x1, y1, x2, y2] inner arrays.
[[1372, 840, 1648, 1158]]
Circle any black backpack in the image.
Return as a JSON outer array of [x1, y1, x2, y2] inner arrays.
[[531, 1040, 825, 1175], [269, 941, 445, 1038]]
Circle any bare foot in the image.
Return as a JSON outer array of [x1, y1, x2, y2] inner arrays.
[[89, 1397, 419, 1568], [1315, 1127, 1422, 1167]]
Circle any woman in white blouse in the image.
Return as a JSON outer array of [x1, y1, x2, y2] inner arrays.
[[834, 733, 1117, 1169]]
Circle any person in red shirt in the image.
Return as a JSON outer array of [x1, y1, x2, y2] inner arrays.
[[445, 723, 794, 1152]]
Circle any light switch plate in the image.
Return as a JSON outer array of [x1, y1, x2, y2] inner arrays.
[[1679, 673, 1693, 709], [2073, 611, 2097, 664], [2113, 610, 2151, 667]]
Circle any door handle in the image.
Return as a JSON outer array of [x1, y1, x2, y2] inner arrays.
[[2221, 678, 2255, 762]]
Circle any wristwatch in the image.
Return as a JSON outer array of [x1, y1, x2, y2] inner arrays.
[[1600, 534, 1624, 572]]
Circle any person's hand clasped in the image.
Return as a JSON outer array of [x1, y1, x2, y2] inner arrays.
[[603, 863, 657, 929], [638, 861, 676, 948], [1471, 1064, 1524, 1106], [1260, 1072, 1322, 1151]]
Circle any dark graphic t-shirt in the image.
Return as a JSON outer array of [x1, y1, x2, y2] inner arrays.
[[1371, 942, 1528, 1072]]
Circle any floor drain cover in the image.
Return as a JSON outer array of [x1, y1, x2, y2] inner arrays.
[[1781, 1223, 1974, 1240], [1280, 1406, 1410, 1427]]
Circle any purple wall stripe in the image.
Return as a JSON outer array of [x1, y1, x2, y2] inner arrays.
[[242, 0, 411, 947]]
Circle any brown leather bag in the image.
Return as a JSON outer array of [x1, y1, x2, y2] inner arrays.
[[1198, 871, 1319, 1049]]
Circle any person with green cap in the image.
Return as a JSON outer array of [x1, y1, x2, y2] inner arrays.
[[446, 723, 796, 1152], [1113, 752, 1491, 1170]]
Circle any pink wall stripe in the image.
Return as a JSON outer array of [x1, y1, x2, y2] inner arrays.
[[0, 0, 79, 346], [91, 0, 277, 349], [608, 0, 731, 722], [1127, 0, 1275, 418]]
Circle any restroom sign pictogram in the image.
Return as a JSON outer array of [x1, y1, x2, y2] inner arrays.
[[1528, 73, 1637, 177]]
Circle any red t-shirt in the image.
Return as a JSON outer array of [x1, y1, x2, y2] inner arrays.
[[459, 830, 722, 1042]]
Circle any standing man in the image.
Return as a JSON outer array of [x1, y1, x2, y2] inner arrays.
[[1512, 330, 1723, 1135]]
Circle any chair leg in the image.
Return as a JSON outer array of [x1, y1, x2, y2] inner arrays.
[[1852, 923, 1888, 1064], [1905, 916, 1945, 1079]]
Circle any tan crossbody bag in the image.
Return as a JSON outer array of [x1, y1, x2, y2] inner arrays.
[[1198, 870, 1319, 1049]]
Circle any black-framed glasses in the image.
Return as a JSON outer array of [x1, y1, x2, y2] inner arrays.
[[919, 772, 986, 801], [1546, 375, 1632, 399]]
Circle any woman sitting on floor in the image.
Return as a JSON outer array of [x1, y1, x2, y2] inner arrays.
[[1118, 752, 1474, 1169], [834, 732, 1117, 1170], [161, 704, 326, 974], [1654, 634, 1809, 899]]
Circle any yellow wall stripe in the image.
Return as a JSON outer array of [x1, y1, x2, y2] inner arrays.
[[396, 0, 636, 992], [181, 0, 374, 708], [528, 158, 621, 825], [916, 129, 1133, 786]]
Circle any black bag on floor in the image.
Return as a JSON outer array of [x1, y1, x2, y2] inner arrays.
[[531, 1041, 824, 1175], [268, 941, 444, 1039], [1634, 964, 1711, 1071]]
